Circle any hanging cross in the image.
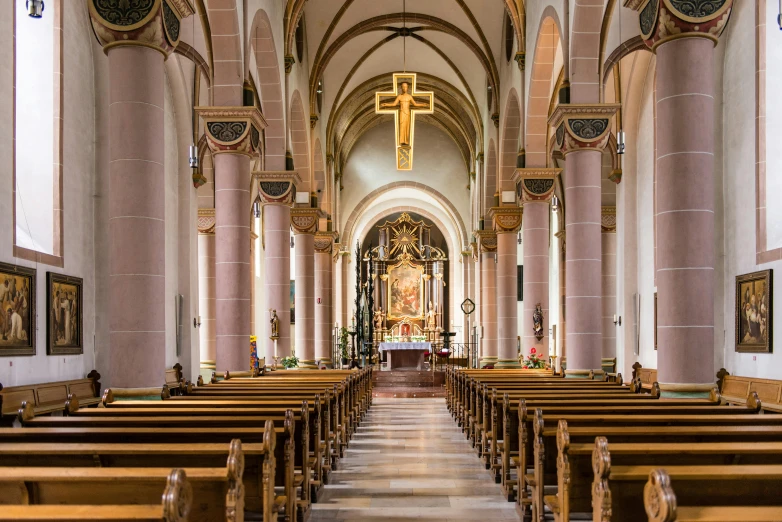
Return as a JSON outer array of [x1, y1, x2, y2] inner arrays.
[[375, 73, 434, 170]]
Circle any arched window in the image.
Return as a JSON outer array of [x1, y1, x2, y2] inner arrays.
[[14, 0, 63, 265], [504, 12, 514, 62], [295, 16, 305, 63]]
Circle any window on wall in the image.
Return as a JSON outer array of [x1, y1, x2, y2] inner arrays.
[[14, 0, 62, 262], [295, 16, 305, 63]]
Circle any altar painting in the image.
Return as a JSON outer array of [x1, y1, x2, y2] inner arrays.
[[388, 263, 423, 319]]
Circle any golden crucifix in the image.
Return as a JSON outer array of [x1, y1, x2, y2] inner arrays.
[[375, 73, 434, 170]]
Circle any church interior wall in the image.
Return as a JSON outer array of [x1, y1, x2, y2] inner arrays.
[[0, 0, 97, 386]]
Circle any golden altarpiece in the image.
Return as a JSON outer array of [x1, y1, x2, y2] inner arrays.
[[365, 213, 447, 344]]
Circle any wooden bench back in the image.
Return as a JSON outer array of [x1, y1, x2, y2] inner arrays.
[[718, 368, 782, 412], [0, 371, 101, 417]]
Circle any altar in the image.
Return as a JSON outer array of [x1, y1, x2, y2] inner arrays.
[[379, 342, 432, 371]]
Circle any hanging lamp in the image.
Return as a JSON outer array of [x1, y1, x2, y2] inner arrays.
[[27, 0, 44, 18]]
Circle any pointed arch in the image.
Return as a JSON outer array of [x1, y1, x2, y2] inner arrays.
[[500, 89, 521, 188], [570, 0, 604, 103], [527, 14, 562, 168], [290, 90, 310, 194], [207, 0, 242, 105], [250, 10, 285, 171]]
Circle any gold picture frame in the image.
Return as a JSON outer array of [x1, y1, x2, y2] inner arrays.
[[387, 260, 424, 320], [47, 273, 84, 355], [0, 262, 36, 356], [735, 270, 772, 353]]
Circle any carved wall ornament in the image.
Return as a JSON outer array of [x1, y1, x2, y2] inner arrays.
[[253, 171, 301, 205], [291, 210, 320, 234], [523, 179, 554, 196], [207, 122, 247, 143], [568, 119, 610, 141], [668, 0, 727, 19], [161, 0, 180, 45], [260, 182, 289, 198], [197, 208, 216, 235], [92, 0, 156, 28], [314, 233, 335, 253], [251, 126, 260, 150], [556, 123, 565, 147], [475, 231, 498, 253], [640, 0, 660, 38], [488, 207, 523, 234], [601, 207, 617, 233]]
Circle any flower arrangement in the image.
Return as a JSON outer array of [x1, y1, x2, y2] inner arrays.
[[521, 347, 548, 369], [384, 335, 427, 342], [281, 355, 300, 369], [339, 327, 350, 361]]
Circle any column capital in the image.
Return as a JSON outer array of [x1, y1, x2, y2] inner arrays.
[[487, 206, 523, 234], [474, 230, 498, 253], [197, 208, 215, 235], [549, 104, 620, 155], [314, 232, 338, 253], [253, 171, 302, 205], [291, 208, 322, 235], [196, 107, 267, 157], [601, 206, 617, 233], [87, 0, 194, 57], [512, 168, 562, 203], [626, 0, 733, 50]]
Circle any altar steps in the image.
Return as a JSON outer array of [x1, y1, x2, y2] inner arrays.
[[372, 370, 446, 398]]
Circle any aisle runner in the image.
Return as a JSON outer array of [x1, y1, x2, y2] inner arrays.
[[310, 398, 519, 521]]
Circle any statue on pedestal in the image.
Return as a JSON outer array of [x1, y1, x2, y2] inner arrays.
[[270, 309, 280, 340], [374, 309, 385, 331], [533, 303, 544, 341], [426, 301, 436, 331]]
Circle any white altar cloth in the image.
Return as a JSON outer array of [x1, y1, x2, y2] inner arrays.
[[378, 342, 431, 370], [378, 342, 432, 351]]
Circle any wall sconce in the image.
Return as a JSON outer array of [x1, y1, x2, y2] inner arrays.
[[613, 314, 622, 326], [189, 143, 199, 169], [252, 199, 261, 218], [193, 315, 202, 328], [290, 236, 295, 249], [517, 232, 522, 245], [27, 0, 44, 18], [616, 130, 626, 155], [552, 194, 559, 213]]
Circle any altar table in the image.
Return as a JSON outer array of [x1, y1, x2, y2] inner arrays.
[[378, 342, 432, 371]]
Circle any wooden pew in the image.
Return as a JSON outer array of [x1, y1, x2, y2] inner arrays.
[[0, 468, 191, 522], [0, 420, 296, 521], [0, 465, 241, 522], [552, 427, 782, 521], [0, 437, 279, 522], [643, 469, 782, 522], [528, 419, 782, 522], [0, 370, 101, 424], [632, 361, 658, 393], [717, 368, 782, 413], [594, 462, 782, 522]]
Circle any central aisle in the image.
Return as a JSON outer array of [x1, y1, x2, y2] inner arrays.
[[310, 397, 520, 521]]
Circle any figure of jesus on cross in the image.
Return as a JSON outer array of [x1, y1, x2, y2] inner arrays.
[[375, 73, 434, 170]]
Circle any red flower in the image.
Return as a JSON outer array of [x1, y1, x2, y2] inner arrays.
[[530, 347, 537, 355]]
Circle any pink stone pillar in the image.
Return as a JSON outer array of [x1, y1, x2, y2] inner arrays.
[[341, 252, 351, 326], [476, 231, 498, 367], [495, 232, 520, 366], [214, 154, 252, 371], [462, 252, 473, 343], [314, 235, 334, 367], [655, 37, 716, 385], [294, 232, 316, 367], [108, 46, 166, 387], [264, 204, 291, 362], [474, 249, 481, 365], [601, 216, 617, 359], [563, 149, 603, 374], [522, 201, 550, 358], [197, 216, 216, 374]]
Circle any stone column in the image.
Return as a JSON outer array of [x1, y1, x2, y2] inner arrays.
[[634, 0, 733, 393], [475, 231, 498, 367], [198, 108, 267, 372], [314, 232, 336, 367], [341, 251, 351, 326], [461, 251, 474, 343], [88, 0, 193, 387], [601, 207, 617, 359], [472, 242, 481, 365], [256, 172, 302, 365], [549, 104, 618, 378], [197, 209, 216, 375], [514, 169, 561, 360], [291, 208, 321, 369], [489, 207, 524, 368]]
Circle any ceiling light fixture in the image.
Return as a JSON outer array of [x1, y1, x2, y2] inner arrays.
[[27, 0, 44, 18]]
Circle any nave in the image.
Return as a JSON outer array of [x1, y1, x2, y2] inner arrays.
[[310, 398, 517, 522]]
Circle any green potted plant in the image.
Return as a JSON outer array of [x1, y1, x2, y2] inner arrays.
[[339, 327, 350, 366], [281, 354, 299, 369]]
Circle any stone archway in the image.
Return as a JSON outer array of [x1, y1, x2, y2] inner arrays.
[[499, 89, 521, 189], [290, 90, 310, 193], [527, 15, 562, 168], [484, 139, 497, 215]]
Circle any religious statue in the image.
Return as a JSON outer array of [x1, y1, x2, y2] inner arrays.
[[269, 309, 280, 340], [426, 301, 437, 331], [533, 303, 544, 341], [381, 82, 430, 147], [374, 309, 385, 331]]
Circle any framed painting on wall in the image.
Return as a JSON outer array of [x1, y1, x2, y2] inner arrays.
[[47, 273, 83, 355], [735, 270, 772, 353], [387, 261, 424, 319], [0, 262, 36, 356]]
